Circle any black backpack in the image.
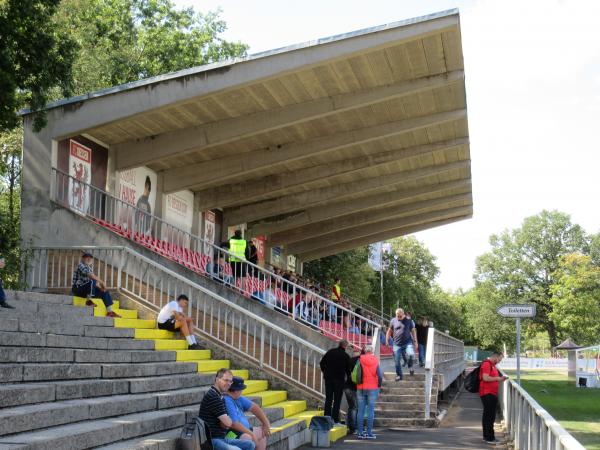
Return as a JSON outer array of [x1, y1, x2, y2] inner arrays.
[[177, 417, 212, 450], [464, 364, 483, 393]]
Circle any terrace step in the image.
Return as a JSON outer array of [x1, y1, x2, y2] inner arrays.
[[249, 390, 288, 407], [0, 347, 176, 364], [0, 408, 187, 449], [373, 417, 437, 428], [0, 387, 210, 436]]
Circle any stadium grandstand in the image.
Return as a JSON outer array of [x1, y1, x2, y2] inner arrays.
[[4, 9, 470, 449]]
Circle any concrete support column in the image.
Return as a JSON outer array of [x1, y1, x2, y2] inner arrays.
[[154, 172, 165, 220]]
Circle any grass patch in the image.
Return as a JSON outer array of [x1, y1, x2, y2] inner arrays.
[[504, 370, 600, 450]]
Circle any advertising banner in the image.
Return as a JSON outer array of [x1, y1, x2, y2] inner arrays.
[[253, 236, 266, 265], [116, 167, 157, 234], [203, 210, 216, 255], [287, 254, 297, 272], [163, 190, 194, 247], [271, 246, 283, 268], [68, 140, 92, 215]]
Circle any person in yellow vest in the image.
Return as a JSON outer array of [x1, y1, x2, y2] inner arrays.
[[329, 277, 341, 323], [229, 230, 248, 285]]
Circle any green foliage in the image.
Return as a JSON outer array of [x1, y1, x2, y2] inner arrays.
[[303, 246, 375, 301], [474, 210, 588, 347], [549, 254, 600, 346], [54, 0, 247, 95], [0, 0, 76, 131]]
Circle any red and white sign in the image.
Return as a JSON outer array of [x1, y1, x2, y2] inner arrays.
[[68, 140, 92, 215], [203, 210, 216, 254], [253, 236, 266, 265]]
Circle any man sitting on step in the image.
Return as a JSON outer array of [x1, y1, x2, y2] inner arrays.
[[156, 294, 201, 350], [199, 368, 256, 450], [71, 251, 120, 318], [223, 376, 271, 450]]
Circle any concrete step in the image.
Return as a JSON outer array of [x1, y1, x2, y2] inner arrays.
[[0, 331, 154, 351], [248, 390, 287, 407], [376, 400, 436, 411], [1, 314, 115, 335], [0, 387, 210, 436], [377, 394, 437, 405], [0, 373, 215, 408], [376, 392, 436, 401], [92, 429, 180, 450], [380, 380, 427, 388], [7, 299, 94, 317], [374, 408, 437, 418], [372, 417, 437, 428], [5, 290, 73, 305], [382, 372, 436, 382], [0, 347, 177, 364], [1, 361, 198, 383], [380, 385, 437, 395], [0, 408, 187, 449]]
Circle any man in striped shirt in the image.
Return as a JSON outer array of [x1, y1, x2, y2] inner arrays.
[[198, 369, 255, 450]]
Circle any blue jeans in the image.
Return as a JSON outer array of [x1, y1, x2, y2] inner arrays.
[[0, 278, 5, 303], [419, 343, 426, 365], [393, 343, 414, 378], [357, 389, 378, 435], [212, 437, 256, 450], [72, 280, 113, 307]]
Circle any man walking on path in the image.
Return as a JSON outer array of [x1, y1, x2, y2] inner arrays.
[[344, 347, 362, 434], [479, 352, 508, 444], [319, 339, 351, 425], [415, 317, 429, 367], [385, 308, 417, 380]]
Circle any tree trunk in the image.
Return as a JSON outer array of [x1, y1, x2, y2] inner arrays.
[[546, 320, 559, 349]]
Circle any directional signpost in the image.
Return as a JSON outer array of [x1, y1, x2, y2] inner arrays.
[[497, 304, 537, 385]]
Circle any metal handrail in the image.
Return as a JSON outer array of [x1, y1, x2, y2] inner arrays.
[[499, 376, 586, 450], [50, 167, 381, 351], [423, 328, 465, 419], [27, 245, 327, 396]]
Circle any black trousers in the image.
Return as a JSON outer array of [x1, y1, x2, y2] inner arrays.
[[324, 378, 344, 422], [481, 394, 498, 441]]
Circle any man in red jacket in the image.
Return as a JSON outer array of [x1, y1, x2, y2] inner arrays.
[[479, 352, 508, 444]]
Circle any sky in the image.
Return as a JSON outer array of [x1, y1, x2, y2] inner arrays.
[[174, 0, 600, 290]]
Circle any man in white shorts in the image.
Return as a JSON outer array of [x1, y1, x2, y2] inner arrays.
[[157, 294, 201, 349]]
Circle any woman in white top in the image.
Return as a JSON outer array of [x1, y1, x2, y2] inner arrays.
[[156, 294, 201, 349]]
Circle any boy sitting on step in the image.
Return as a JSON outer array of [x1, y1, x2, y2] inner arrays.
[[156, 294, 201, 350], [71, 251, 120, 318]]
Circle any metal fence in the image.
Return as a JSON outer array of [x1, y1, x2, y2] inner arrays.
[[423, 327, 465, 418], [50, 168, 381, 351], [499, 378, 586, 450], [26, 246, 328, 397]]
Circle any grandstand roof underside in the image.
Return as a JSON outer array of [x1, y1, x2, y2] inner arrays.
[[35, 9, 472, 261]]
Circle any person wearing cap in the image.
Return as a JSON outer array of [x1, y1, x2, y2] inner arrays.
[[71, 252, 120, 317], [223, 376, 271, 450]]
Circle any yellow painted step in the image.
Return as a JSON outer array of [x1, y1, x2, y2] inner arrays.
[[270, 418, 304, 433], [114, 318, 155, 329], [269, 400, 306, 417], [198, 369, 248, 379], [73, 297, 121, 309], [134, 329, 173, 340], [93, 307, 137, 319], [251, 390, 287, 407], [243, 380, 268, 395], [175, 349, 211, 361], [196, 360, 230, 372], [330, 425, 348, 442], [154, 339, 188, 350], [289, 410, 323, 426]]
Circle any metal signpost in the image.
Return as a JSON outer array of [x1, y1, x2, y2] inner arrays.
[[497, 304, 537, 385]]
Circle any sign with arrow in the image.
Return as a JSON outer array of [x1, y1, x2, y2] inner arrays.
[[497, 304, 536, 318]]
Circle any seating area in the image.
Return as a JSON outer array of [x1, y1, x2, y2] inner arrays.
[[0, 291, 347, 449], [89, 217, 393, 355]]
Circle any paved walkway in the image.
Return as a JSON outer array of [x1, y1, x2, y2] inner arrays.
[[331, 389, 508, 450]]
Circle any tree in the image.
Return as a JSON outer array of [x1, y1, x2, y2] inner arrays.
[[549, 254, 600, 346], [53, 0, 247, 95], [0, 0, 76, 132], [475, 210, 588, 348], [303, 246, 375, 302]]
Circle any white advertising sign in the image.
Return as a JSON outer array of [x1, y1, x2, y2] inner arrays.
[[164, 190, 194, 234], [287, 254, 297, 271], [68, 140, 92, 215], [116, 167, 157, 234]]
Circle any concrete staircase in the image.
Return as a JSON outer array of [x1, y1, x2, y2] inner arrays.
[[0, 291, 347, 449], [374, 373, 439, 428]]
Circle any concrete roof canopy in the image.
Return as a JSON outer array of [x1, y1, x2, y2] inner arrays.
[[28, 9, 472, 261]]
